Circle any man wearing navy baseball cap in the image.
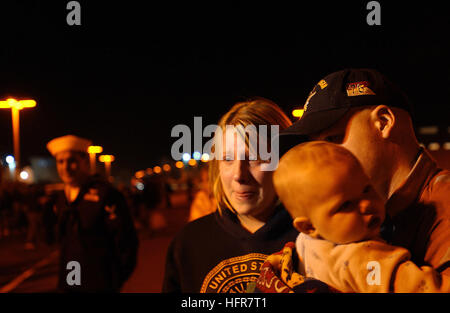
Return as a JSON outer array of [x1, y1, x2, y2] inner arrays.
[[271, 68, 450, 292], [282, 68, 413, 138]]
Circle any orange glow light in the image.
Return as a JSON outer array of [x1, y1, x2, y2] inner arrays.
[[135, 170, 145, 179], [0, 98, 36, 110], [175, 161, 184, 169], [162, 164, 171, 172], [0, 98, 37, 178], [88, 146, 103, 154], [292, 109, 304, 118], [153, 166, 162, 174], [99, 155, 115, 163], [188, 159, 197, 166], [145, 168, 153, 175]]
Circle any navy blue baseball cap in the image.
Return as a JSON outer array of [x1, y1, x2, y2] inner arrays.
[[281, 68, 413, 137]]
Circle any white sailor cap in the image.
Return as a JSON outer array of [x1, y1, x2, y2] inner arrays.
[[46, 135, 92, 157]]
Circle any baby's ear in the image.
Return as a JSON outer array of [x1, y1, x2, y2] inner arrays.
[[293, 217, 316, 235]]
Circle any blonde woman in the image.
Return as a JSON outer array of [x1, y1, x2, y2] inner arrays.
[[162, 97, 298, 293]]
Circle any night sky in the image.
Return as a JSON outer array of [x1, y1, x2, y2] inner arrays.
[[1, 1, 449, 181]]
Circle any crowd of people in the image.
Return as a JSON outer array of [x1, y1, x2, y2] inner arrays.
[[0, 182, 49, 248], [0, 166, 208, 249]]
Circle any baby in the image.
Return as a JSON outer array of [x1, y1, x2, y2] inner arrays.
[[275, 141, 385, 245], [273, 142, 439, 292]]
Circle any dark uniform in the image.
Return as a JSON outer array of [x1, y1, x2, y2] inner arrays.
[[44, 175, 138, 292]]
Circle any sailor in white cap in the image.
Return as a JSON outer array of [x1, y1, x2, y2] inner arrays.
[[47, 135, 92, 202], [44, 135, 138, 292]]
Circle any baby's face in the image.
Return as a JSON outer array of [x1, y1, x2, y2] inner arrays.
[[305, 158, 385, 244]]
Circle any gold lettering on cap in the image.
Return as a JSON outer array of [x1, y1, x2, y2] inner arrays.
[[318, 80, 328, 89], [346, 81, 376, 96]]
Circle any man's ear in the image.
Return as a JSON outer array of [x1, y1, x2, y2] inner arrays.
[[293, 217, 316, 235], [371, 105, 395, 139]]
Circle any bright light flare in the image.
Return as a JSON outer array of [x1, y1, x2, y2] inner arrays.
[[192, 151, 201, 160], [5, 155, 15, 164], [0, 98, 36, 110], [99, 155, 115, 163], [136, 182, 144, 191], [444, 142, 450, 150], [201, 153, 210, 162], [188, 159, 197, 166], [182, 153, 191, 162], [20, 171, 29, 180], [135, 170, 145, 179], [88, 146, 103, 154], [292, 109, 304, 118], [428, 142, 440, 151]]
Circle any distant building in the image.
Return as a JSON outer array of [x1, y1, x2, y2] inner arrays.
[[29, 156, 59, 183], [416, 124, 450, 170]]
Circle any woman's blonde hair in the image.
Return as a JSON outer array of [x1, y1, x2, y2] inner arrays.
[[209, 97, 292, 215]]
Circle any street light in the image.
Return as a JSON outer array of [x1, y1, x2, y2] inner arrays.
[[200, 153, 210, 162], [5, 155, 16, 180], [88, 145, 103, 174], [188, 159, 197, 167], [192, 151, 201, 161], [135, 170, 145, 179], [0, 98, 37, 179], [292, 109, 304, 118], [162, 164, 171, 172], [182, 153, 191, 162], [5, 155, 15, 167], [99, 154, 115, 182]]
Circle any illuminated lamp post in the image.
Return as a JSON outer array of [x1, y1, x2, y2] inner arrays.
[[292, 109, 304, 119], [0, 98, 36, 179], [99, 154, 115, 182], [88, 145, 103, 175]]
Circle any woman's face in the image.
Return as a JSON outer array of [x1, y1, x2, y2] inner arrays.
[[218, 130, 277, 219]]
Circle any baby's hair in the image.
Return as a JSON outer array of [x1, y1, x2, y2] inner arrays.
[[273, 141, 359, 218]]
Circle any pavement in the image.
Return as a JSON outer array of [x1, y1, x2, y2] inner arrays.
[[0, 191, 191, 293]]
